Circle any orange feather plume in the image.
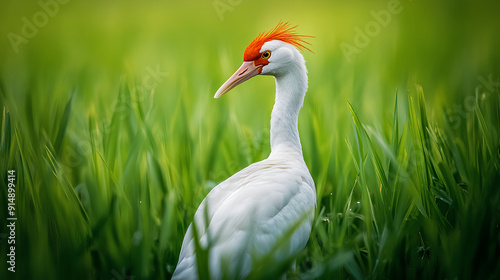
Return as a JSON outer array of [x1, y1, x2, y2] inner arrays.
[[243, 22, 313, 61]]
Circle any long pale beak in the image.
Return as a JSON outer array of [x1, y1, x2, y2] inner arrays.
[[214, 61, 261, 98]]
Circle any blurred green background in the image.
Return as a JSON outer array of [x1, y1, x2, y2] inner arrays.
[[1, 0, 499, 279]]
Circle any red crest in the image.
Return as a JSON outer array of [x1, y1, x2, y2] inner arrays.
[[243, 22, 313, 62]]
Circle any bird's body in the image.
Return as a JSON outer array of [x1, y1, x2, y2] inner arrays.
[[172, 23, 316, 280], [173, 152, 315, 279]]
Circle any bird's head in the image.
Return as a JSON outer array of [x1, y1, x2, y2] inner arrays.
[[214, 22, 312, 98]]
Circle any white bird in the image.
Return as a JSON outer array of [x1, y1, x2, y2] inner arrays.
[[172, 22, 316, 280]]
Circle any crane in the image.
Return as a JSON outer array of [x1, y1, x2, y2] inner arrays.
[[172, 22, 316, 279]]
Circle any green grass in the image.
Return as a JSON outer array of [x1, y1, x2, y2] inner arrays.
[[1, 0, 500, 279]]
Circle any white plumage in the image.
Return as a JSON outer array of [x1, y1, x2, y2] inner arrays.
[[172, 23, 316, 280]]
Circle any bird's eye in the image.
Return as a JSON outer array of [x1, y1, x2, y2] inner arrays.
[[261, 51, 271, 59]]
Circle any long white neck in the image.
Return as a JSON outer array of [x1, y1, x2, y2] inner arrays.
[[270, 61, 308, 155]]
